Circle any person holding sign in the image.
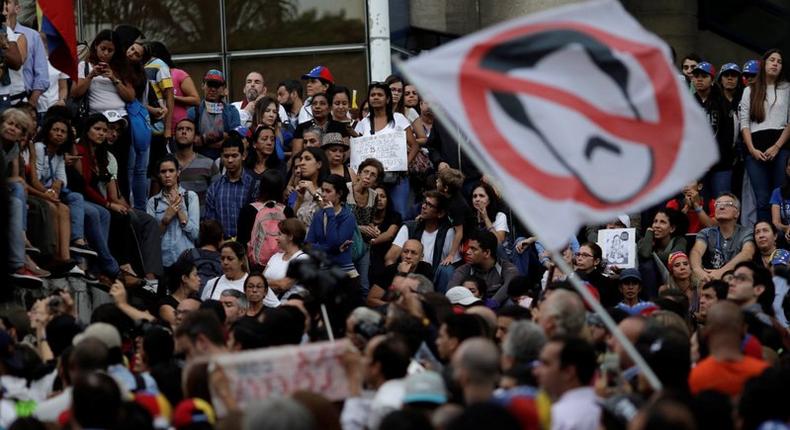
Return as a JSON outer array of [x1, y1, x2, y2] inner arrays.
[[354, 82, 418, 218]]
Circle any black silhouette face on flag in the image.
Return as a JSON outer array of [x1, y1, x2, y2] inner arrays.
[[459, 23, 684, 208]]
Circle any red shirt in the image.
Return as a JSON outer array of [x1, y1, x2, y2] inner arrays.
[[666, 198, 715, 234], [75, 143, 110, 207]]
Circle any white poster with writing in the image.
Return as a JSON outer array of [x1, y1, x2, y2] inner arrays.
[[350, 131, 408, 172], [211, 340, 350, 413], [597, 228, 637, 269]]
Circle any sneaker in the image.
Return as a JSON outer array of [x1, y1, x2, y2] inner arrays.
[[11, 268, 44, 285], [70, 243, 98, 258], [26, 265, 51, 278], [68, 265, 86, 276]]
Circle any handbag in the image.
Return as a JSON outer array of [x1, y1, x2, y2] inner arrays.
[[409, 148, 433, 174], [66, 62, 91, 121], [126, 99, 152, 152]]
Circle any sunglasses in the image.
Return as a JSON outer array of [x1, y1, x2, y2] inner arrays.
[[206, 81, 224, 88]]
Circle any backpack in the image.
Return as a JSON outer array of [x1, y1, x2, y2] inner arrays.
[[189, 248, 222, 289], [247, 201, 286, 268]]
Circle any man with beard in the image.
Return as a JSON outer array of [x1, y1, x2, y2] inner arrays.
[[232, 71, 266, 128], [173, 118, 218, 206], [276, 79, 304, 133]]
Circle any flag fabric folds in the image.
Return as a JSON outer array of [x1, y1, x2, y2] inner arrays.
[[400, 0, 718, 251], [36, 0, 77, 80]]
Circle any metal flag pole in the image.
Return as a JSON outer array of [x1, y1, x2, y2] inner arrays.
[[393, 55, 663, 392]]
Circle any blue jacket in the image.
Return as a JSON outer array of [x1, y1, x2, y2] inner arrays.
[[306, 205, 357, 270], [187, 100, 241, 134]]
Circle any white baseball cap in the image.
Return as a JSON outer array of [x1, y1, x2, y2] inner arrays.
[[445, 286, 480, 306]]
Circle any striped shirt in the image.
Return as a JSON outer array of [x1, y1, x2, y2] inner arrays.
[[203, 170, 257, 238], [179, 152, 219, 206]]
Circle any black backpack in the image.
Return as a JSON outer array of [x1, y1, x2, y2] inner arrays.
[[185, 248, 222, 290]]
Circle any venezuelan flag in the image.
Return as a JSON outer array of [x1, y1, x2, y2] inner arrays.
[[36, 0, 77, 80]]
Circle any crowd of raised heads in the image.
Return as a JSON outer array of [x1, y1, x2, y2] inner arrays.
[[1, 18, 790, 430]]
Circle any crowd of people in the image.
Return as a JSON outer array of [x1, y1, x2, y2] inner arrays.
[[1, 13, 790, 430]]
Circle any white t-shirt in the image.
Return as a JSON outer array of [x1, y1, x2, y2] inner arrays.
[[297, 98, 313, 124], [493, 212, 510, 233], [405, 107, 419, 123], [354, 112, 411, 137], [392, 224, 458, 264], [38, 61, 67, 112], [0, 28, 24, 96], [78, 61, 127, 115], [202, 273, 280, 307], [263, 250, 308, 281]]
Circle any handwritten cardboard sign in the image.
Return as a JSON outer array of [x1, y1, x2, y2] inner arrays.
[[597, 227, 637, 269], [350, 131, 408, 172], [211, 340, 350, 411]]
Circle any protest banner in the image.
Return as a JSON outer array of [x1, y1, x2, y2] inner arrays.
[[598, 228, 637, 269], [211, 339, 350, 411], [350, 131, 408, 172]]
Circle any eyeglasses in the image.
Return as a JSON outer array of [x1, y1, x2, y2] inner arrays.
[[733, 273, 752, 282], [422, 199, 438, 209], [715, 201, 738, 209], [574, 252, 594, 259]]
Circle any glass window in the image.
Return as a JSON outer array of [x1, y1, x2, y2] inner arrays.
[[225, 0, 366, 51], [79, 0, 222, 54], [226, 51, 367, 104]]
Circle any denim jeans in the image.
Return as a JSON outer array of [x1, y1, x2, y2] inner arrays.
[[8, 181, 26, 228], [83, 201, 120, 276], [707, 170, 733, 201], [128, 142, 150, 210], [745, 149, 789, 222], [61, 190, 86, 241], [7, 188, 25, 270], [388, 177, 411, 220], [355, 248, 371, 299], [433, 264, 455, 294]]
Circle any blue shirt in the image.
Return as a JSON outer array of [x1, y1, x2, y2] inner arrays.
[[13, 23, 49, 93], [146, 187, 200, 267], [204, 170, 257, 238], [770, 187, 790, 225]]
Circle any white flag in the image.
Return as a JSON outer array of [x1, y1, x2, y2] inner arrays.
[[400, 0, 718, 250]]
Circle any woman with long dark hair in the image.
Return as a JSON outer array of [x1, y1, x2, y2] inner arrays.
[[158, 256, 201, 325], [693, 62, 737, 198], [739, 49, 790, 221], [244, 125, 285, 180], [251, 96, 291, 160], [70, 114, 121, 281], [354, 82, 418, 217], [146, 154, 200, 271], [469, 182, 509, 244], [291, 93, 348, 157], [638, 208, 688, 267], [289, 147, 330, 228], [31, 117, 80, 266]]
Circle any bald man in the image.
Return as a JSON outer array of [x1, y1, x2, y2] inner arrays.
[[367, 239, 435, 307], [688, 301, 769, 397]]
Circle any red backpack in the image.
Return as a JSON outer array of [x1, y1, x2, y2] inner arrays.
[[247, 201, 286, 268]]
